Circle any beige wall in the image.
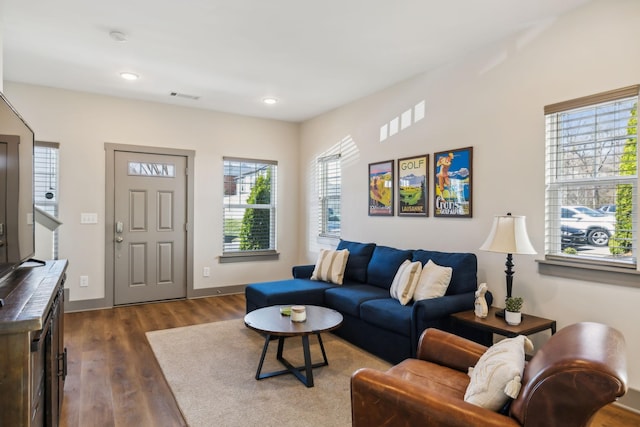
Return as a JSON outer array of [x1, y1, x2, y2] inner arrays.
[[4, 82, 300, 302], [299, 0, 640, 390]]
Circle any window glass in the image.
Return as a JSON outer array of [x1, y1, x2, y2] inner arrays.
[[34, 141, 60, 258], [545, 89, 637, 267], [318, 154, 341, 237], [222, 158, 277, 255]]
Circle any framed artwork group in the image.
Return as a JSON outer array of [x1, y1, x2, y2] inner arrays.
[[369, 146, 472, 218]]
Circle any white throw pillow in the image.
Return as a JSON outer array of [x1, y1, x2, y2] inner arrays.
[[310, 249, 349, 285], [389, 260, 422, 305], [464, 335, 534, 411], [413, 260, 452, 300]]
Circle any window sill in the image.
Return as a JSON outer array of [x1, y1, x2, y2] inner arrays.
[[219, 251, 279, 263], [317, 234, 340, 245], [537, 258, 640, 288]]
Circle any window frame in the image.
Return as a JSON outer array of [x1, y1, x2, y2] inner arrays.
[[317, 153, 341, 239], [220, 157, 278, 263], [539, 85, 640, 284], [34, 141, 60, 259]]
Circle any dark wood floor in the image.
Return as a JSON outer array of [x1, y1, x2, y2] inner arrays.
[[60, 294, 638, 427], [61, 294, 246, 427]]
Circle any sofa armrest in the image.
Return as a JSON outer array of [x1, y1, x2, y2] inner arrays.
[[351, 368, 519, 427], [412, 292, 476, 321], [416, 328, 487, 372], [411, 292, 475, 337], [292, 264, 315, 279], [411, 292, 491, 353]]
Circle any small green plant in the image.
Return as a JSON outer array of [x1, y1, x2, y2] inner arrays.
[[505, 296, 523, 313], [563, 247, 578, 255]]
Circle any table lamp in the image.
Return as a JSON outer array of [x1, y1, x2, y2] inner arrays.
[[480, 213, 536, 317]]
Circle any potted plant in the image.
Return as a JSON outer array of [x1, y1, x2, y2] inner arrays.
[[504, 296, 523, 326]]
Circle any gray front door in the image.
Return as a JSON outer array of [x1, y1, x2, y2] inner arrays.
[[113, 151, 187, 305]]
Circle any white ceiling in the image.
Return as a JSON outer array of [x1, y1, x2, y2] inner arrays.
[[2, 0, 591, 122]]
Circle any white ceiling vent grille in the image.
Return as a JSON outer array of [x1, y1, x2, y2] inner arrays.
[[170, 92, 200, 100]]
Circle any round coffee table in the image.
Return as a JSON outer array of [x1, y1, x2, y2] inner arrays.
[[244, 305, 343, 387]]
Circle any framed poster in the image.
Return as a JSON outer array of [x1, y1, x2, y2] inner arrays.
[[434, 147, 473, 217], [368, 160, 394, 216], [397, 154, 428, 216]]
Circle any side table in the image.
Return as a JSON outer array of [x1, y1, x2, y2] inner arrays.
[[451, 306, 556, 339]]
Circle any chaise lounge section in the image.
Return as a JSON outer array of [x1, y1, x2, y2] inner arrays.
[[245, 240, 492, 364]]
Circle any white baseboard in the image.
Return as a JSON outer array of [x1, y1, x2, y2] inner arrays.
[[617, 387, 640, 414]]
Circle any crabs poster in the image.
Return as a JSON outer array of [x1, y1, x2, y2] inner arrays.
[[398, 155, 428, 216], [368, 160, 394, 216], [433, 147, 473, 217]]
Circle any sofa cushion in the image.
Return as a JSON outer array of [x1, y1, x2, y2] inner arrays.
[[324, 285, 389, 317], [245, 279, 335, 310], [310, 248, 349, 284], [389, 260, 422, 305], [337, 240, 376, 283], [413, 260, 452, 301], [412, 250, 477, 295], [367, 245, 413, 289], [359, 298, 413, 336]]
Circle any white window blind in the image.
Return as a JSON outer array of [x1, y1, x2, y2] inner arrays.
[[222, 158, 277, 255], [34, 141, 60, 258], [545, 86, 638, 267], [318, 154, 341, 237]]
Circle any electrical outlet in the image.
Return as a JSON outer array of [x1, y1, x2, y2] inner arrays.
[[80, 276, 89, 287], [203, 267, 210, 277]]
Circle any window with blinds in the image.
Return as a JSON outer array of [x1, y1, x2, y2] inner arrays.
[[318, 154, 341, 237], [34, 141, 60, 258], [545, 86, 638, 267], [222, 158, 277, 255]]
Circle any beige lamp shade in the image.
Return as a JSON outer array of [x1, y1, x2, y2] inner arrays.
[[480, 215, 536, 255]]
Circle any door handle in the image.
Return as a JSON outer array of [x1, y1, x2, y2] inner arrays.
[[115, 236, 124, 243]]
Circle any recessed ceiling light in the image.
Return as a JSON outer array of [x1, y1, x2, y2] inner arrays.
[[120, 72, 139, 81], [262, 97, 278, 105]]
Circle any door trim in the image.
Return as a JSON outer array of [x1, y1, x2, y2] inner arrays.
[[105, 143, 195, 307]]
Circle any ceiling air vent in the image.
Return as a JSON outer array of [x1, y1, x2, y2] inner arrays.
[[170, 92, 200, 100]]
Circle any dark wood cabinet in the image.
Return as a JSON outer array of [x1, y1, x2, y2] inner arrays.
[[0, 260, 68, 427]]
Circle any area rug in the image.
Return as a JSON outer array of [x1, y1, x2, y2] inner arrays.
[[146, 318, 391, 427]]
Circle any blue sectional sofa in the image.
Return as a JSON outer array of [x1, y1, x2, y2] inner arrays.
[[245, 240, 492, 364]]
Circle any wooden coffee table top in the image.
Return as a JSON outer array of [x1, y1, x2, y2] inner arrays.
[[244, 305, 343, 337]]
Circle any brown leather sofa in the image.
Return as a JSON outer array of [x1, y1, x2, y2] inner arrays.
[[351, 322, 627, 427]]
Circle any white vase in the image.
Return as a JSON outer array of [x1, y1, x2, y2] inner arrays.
[[505, 310, 522, 326]]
